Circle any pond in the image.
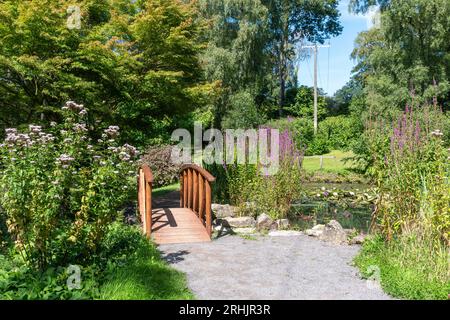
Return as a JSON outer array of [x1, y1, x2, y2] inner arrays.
[[289, 183, 375, 233]]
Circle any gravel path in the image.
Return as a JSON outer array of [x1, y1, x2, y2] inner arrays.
[[158, 233, 391, 300]]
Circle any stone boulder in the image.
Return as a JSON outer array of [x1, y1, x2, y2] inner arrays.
[[349, 234, 367, 245], [319, 220, 348, 244], [219, 216, 256, 228], [256, 213, 276, 231], [305, 224, 325, 237], [275, 219, 290, 229], [212, 204, 237, 218]]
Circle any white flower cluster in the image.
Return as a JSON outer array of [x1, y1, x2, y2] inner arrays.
[[73, 123, 88, 133], [62, 101, 84, 112], [104, 125, 120, 138], [430, 129, 443, 137], [4, 126, 54, 148], [56, 154, 75, 169]]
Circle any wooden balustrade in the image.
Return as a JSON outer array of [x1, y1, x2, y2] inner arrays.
[[138, 164, 153, 238], [138, 163, 215, 242], [179, 164, 215, 237]]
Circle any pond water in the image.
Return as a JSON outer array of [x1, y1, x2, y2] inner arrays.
[[289, 182, 374, 233]]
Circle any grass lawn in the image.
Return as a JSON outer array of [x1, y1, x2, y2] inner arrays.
[[354, 236, 450, 300], [99, 239, 194, 300], [152, 183, 179, 198], [302, 150, 356, 173]]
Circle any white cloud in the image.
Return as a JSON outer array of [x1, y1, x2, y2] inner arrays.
[[339, 0, 379, 29]]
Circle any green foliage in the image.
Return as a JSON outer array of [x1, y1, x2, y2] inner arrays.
[[205, 129, 303, 220], [0, 253, 100, 300], [0, 0, 213, 147], [351, 0, 450, 115], [284, 86, 327, 120], [267, 116, 362, 156], [98, 222, 194, 300], [355, 103, 450, 300], [198, 0, 343, 123], [318, 116, 363, 151], [0, 222, 193, 300], [221, 90, 266, 129], [366, 104, 449, 243], [0, 101, 137, 269], [354, 235, 450, 300]]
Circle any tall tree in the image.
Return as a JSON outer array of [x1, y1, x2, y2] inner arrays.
[[262, 0, 342, 113], [0, 0, 213, 145], [197, 0, 271, 127], [351, 0, 450, 117]]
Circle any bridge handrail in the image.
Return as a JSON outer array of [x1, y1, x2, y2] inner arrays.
[[180, 163, 215, 182], [180, 164, 215, 237]]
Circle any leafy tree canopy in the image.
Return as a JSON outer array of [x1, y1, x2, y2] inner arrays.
[[0, 0, 214, 145]]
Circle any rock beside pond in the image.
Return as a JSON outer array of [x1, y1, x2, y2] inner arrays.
[[212, 203, 237, 218], [219, 216, 256, 228], [349, 234, 367, 245], [319, 220, 348, 245], [275, 219, 290, 229], [305, 224, 325, 237], [256, 213, 276, 231]]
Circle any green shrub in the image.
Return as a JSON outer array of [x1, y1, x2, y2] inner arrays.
[[0, 101, 137, 269], [318, 116, 362, 150], [284, 85, 327, 121], [354, 235, 450, 300], [221, 90, 266, 129], [354, 103, 450, 300], [368, 105, 449, 242], [0, 222, 193, 300], [0, 253, 100, 300]]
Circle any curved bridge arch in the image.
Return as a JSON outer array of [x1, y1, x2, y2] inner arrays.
[[138, 164, 215, 244]]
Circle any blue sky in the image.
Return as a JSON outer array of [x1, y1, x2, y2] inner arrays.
[[297, 0, 377, 96]]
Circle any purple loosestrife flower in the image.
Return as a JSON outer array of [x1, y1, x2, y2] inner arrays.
[[414, 120, 421, 145]]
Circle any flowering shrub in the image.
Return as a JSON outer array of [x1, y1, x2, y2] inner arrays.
[[367, 104, 449, 244], [0, 101, 138, 269], [207, 128, 304, 219]]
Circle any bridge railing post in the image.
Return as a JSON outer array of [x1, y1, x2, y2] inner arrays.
[[205, 180, 212, 237], [138, 165, 153, 239]]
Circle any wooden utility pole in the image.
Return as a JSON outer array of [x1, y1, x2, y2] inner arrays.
[[302, 43, 330, 135]]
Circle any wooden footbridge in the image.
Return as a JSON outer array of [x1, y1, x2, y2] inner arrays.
[[138, 164, 215, 244]]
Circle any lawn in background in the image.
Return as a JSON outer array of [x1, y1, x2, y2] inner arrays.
[[302, 150, 356, 173]]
